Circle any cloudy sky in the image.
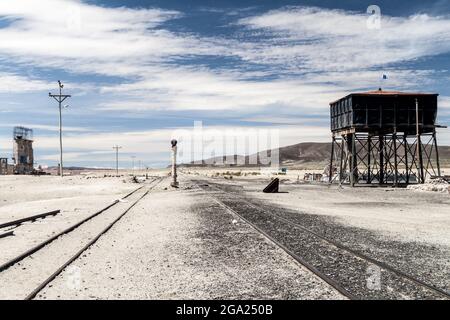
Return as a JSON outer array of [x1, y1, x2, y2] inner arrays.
[[0, 0, 449, 168]]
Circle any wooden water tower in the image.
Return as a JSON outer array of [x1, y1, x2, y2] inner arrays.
[[328, 90, 444, 186]]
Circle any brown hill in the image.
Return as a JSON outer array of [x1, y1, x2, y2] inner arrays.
[[185, 142, 450, 170]]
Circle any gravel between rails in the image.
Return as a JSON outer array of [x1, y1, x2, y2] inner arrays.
[[188, 194, 345, 299], [249, 197, 450, 295], [196, 180, 448, 300]]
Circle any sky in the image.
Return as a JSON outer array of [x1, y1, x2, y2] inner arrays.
[[0, 0, 450, 168]]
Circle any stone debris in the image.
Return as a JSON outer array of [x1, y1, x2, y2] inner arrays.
[[132, 176, 147, 183], [407, 178, 449, 193]]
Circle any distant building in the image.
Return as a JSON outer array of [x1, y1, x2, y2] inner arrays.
[[13, 126, 34, 174], [0, 158, 8, 175]]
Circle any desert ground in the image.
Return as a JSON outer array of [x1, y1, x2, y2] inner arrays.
[[0, 168, 449, 300]]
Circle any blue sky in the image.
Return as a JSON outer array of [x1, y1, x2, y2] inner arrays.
[[0, 0, 449, 168]]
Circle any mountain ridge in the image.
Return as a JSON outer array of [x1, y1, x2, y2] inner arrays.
[[183, 142, 450, 169]]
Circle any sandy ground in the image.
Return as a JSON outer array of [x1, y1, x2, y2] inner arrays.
[[0, 175, 138, 219], [0, 175, 140, 265], [183, 166, 450, 186], [183, 167, 450, 246], [0, 183, 153, 299], [219, 178, 450, 247], [184, 169, 450, 293], [0, 168, 448, 299], [36, 175, 343, 300]]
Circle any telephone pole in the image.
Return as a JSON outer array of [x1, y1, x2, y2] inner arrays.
[[113, 145, 122, 176], [131, 155, 136, 176], [49, 80, 71, 177]]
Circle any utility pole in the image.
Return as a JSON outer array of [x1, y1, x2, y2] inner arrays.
[[113, 145, 122, 176], [49, 80, 71, 177], [131, 155, 136, 176]]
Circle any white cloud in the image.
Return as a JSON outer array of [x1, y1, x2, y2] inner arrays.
[[98, 66, 341, 111], [1, 2, 449, 114], [0, 0, 182, 59], [0, 0, 229, 75], [438, 96, 450, 118], [24, 124, 94, 132], [33, 128, 173, 156], [237, 7, 450, 72], [28, 124, 330, 166], [0, 72, 52, 92], [87, 6, 450, 114], [440, 96, 450, 109], [1, 2, 450, 167], [1, 122, 448, 167]]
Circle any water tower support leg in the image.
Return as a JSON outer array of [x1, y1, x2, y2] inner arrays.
[[418, 135, 425, 183], [367, 135, 371, 184], [433, 130, 441, 177], [329, 135, 335, 183], [404, 134, 409, 184], [393, 133, 398, 187], [339, 136, 344, 184], [379, 135, 384, 185]]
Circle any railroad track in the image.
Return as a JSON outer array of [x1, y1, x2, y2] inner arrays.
[[0, 177, 164, 300], [193, 179, 450, 300], [0, 183, 145, 273], [0, 230, 14, 239], [0, 210, 60, 230]]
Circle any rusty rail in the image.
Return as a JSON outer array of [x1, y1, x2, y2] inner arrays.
[[0, 210, 60, 229]]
